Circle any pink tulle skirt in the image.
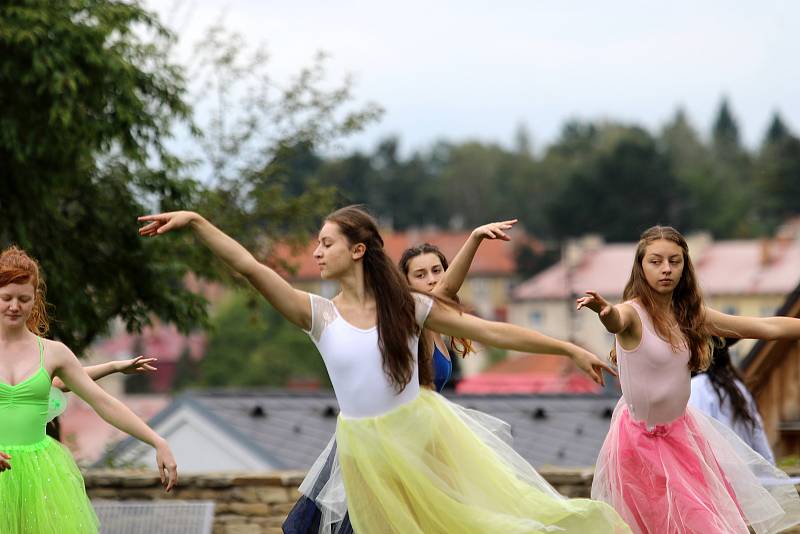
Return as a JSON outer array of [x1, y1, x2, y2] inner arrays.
[[592, 400, 800, 534]]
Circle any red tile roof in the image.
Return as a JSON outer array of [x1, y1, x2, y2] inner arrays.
[[456, 354, 601, 394], [513, 238, 800, 300], [268, 228, 539, 281]]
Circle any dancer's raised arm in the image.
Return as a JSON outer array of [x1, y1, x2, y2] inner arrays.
[[139, 211, 311, 329], [434, 219, 517, 299], [424, 301, 615, 385]]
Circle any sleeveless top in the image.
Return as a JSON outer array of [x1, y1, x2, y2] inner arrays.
[[617, 300, 691, 427], [432, 345, 452, 392], [0, 337, 51, 446], [305, 293, 433, 418]]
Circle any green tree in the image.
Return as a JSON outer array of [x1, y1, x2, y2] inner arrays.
[[198, 291, 328, 387], [764, 112, 791, 146], [0, 1, 206, 353], [0, 8, 381, 354], [712, 98, 742, 157], [172, 346, 199, 391], [755, 115, 800, 231], [659, 109, 718, 233], [189, 24, 383, 260], [545, 123, 685, 240]]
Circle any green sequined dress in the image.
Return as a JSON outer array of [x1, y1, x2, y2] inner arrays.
[[0, 337, 99, 533]]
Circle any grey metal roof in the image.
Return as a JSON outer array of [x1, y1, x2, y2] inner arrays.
[[105, 389, 620, 469]]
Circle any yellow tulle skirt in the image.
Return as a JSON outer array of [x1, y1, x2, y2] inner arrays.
[[299, 389, 631, 533]]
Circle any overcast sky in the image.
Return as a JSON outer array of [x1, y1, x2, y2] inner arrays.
[[149, 0, 800, 155]]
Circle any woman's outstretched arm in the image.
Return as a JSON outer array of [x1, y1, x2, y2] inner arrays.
[[51, 341, 177, 491], [52, 356, 157, 392], [424, 301, 615, 386], [139, 211, 311, 329], [705, 307, 800, 340]]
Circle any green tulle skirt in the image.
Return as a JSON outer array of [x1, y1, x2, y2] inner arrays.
[[0, 436, 99, 533]]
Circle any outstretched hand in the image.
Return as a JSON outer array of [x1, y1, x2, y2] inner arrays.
[[576, 290, 613, 317], [138, 211, 197, 237], [472, 219, 518, 242], [570, 346, 617, 387], [118, 356, 158, 375]]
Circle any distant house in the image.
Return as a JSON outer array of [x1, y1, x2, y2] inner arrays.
[[741, 282, 800, 458], [511, 232, 800, 359], [456, 354, 602, 395], [104, 390, 620, 472]]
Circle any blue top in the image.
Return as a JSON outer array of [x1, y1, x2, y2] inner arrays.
[[432, 344, 452, 392]]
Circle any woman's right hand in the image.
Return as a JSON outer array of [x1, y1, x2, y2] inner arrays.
[[138, 211, 199, 237], [576, 290, 613, 317], [0, 451, 11, 472]]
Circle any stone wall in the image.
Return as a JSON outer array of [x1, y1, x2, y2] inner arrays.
[[85, 470, 306, 534], [84, 467, 800, 533]]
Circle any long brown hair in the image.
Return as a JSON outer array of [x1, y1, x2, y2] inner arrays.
[[0, 246, 50, 336], [399, 243, 473, 357], [325, 206, 428, 391], [612, 226, 713, 371], [704, 338, 757, 431]]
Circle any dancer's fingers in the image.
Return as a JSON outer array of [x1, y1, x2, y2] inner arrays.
[[601, 362, 618, 377], [165, 463, 178, 492], [156, 219, 178, 234]]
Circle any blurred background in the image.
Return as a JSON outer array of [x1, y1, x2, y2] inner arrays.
[[3, 0, 800, 496]]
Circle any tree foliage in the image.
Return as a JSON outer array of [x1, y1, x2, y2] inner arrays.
[[0, 4, 382, 355], [1, 1, 205, 353]]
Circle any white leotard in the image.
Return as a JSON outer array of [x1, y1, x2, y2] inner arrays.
[[304, 293, 433, 418]]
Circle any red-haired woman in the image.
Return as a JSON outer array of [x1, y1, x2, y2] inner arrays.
[[140, 207, 630, 533], [0, 246, 177, 533], [578, 226, 800, 533]]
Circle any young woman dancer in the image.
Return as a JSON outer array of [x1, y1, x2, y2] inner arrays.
[[400, 219, 516, 390], [689, 338, 775, 463], [140, 207, 629, 534], [577, 226, 800, 534], [0, 246, 178, 534], [283, 220, 515, 533]]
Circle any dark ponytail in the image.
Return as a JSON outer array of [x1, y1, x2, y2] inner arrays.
[[705, 338, 758, 431], [326, 206, 423, 392]]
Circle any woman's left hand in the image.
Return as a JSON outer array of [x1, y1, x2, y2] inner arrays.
[[155, 440, 178, 492], [117, 356, 158, 375]]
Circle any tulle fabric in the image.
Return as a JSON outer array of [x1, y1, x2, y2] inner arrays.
[[592, 400, 800, 534], [47, 386, 67, 422], [299, 389, 630, 534], [0, 436, 99, 534]]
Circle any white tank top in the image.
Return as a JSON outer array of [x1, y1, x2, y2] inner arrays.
[[304, 293, 433, 418]]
